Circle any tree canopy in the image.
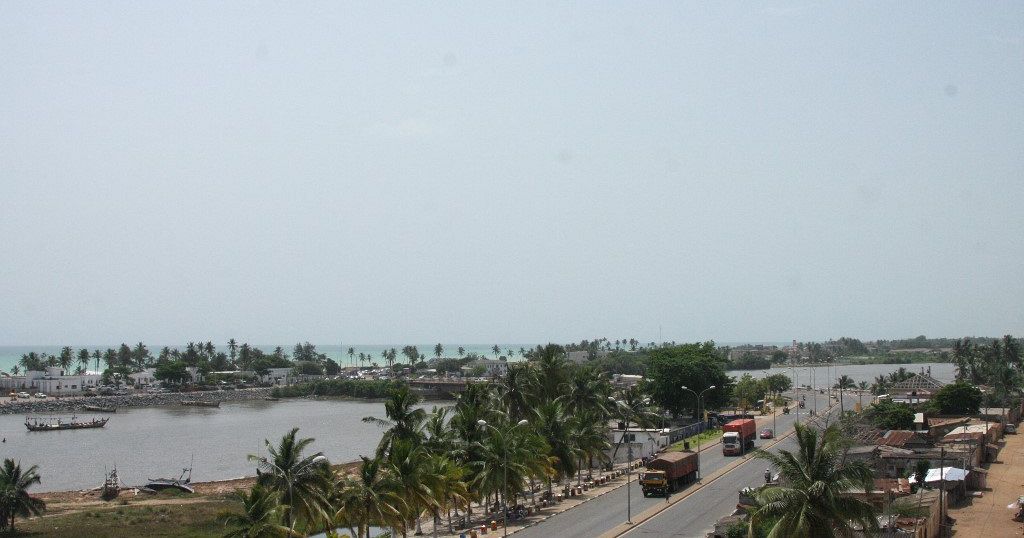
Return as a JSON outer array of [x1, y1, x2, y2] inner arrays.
[[645, 342, 732, 417]]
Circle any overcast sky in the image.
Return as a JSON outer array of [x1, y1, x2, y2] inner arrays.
[[1, 2, 1022, 346]]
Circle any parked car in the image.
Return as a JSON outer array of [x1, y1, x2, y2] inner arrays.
[[760, 429, 774, 439], [18, 392, 31, 399], [33, 392, 47, 399]]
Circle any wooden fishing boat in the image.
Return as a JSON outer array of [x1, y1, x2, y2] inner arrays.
[[145, 460, 195, 494], [25, 416, 108, 431], [180, 399, 220, 408]]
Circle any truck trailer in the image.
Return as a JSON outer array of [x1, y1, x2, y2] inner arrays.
[[722, 418, 756, 456], [639, 451, 699, 497]]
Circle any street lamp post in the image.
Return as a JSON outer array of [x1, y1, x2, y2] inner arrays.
[[680, 385, 716, 480], [608, 396, 645, 524], [790, 366, 799, 425], [478, 419, 529, 537]]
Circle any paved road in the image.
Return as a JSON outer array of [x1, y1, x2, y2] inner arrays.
[[621, 391, 857, 538], [514, 390, 836, 538]]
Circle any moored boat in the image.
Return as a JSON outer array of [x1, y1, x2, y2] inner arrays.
[[25, 416, 108, 431], [263, 396, 280, 401], [180, 399, 220, 408], [146, 461, 194, 494]]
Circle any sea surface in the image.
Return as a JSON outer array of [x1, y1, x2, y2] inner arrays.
[[0, 361, 953, 492]]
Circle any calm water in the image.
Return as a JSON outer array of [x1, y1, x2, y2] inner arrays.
[[0, 398, 446, 492]]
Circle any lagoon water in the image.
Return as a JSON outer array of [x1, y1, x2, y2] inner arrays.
[[0, 398, 447, 492], [0, 360, 954, 492]]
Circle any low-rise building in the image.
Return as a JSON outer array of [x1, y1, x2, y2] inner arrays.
[[605, 425, 670, 463], [0, 367, 101, 396], [461, 359, 508, 378]]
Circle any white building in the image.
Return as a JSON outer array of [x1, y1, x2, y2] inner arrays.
[[0, 367, 101, 396], [130, 368, 158, 386], [462, 359, 508, 378], [606, 426, 671, 463]]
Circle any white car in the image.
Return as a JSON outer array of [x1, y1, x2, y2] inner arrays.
[[18, 392, 31, 399], [33, 392, 47, 399]]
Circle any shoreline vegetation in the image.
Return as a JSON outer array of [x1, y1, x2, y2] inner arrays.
[[6, 335, 1016, 537]]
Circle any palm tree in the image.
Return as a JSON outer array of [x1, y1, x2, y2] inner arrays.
[[496, 363, 538, 422], [425, 455, 470, 537], [457, 347, 465, 358], [10, 365, 19, 376], [492, 345, 501, 358], [362, 386, 427, 456], [331, 456, 406, 538], [0, 458, 46, 533], [77, 348, 91, 373], [221, 484, 301, 538], [748, 423, 878, 537], [348, 347, 355, 366], [228, 339, 239, 365], [834, 375, 855, 390], [386, 439, 439, 536], [434, 343, 444, 360], [92, 349, 101, 371], [534, 401, 578, 493], [248, 428, 332, 533], [58, 346, 74, 374], [532, 345, 569, 403]]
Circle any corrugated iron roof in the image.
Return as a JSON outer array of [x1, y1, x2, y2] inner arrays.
[[878, 430, 918, 447]]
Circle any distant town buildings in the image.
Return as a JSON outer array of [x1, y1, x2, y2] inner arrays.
[[0, 366, 101, 396]]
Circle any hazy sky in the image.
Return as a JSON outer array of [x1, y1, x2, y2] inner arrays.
[[1, 2, 1022, 346]]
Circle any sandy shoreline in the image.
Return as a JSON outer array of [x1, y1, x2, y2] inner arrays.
[[36, 460, 362, 507]]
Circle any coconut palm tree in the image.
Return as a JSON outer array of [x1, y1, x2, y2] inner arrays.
[[534, 401, 578, 493], [434, 343, 444, 360], [0, 458, 46, 533], [348, 347, 355, 366], [834, 375, 855, 390], [362, 386, 427, 456], [77, 348, 91, 373], [10, 365, 19, 376], [457, 347, 465, 357], [748, 423, 878, 537], [221, 484, 301, 538], [386, 439, 440, 536], [331, 456, 406, 538], [228, 339, 239, 365], [248, 428, 332, 533], [492, 345, 501, 358], [570, 411, 611, 483], [425, 455, 470, 537], [495, 363, 538, 422]]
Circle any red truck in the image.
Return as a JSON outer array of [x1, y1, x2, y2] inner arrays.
[[722, 418, 756, 456], [639, 451, 699, 497]]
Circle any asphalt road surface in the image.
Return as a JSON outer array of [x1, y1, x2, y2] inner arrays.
[[514, 390, 842, 538], [621, 391, 857, 538]]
